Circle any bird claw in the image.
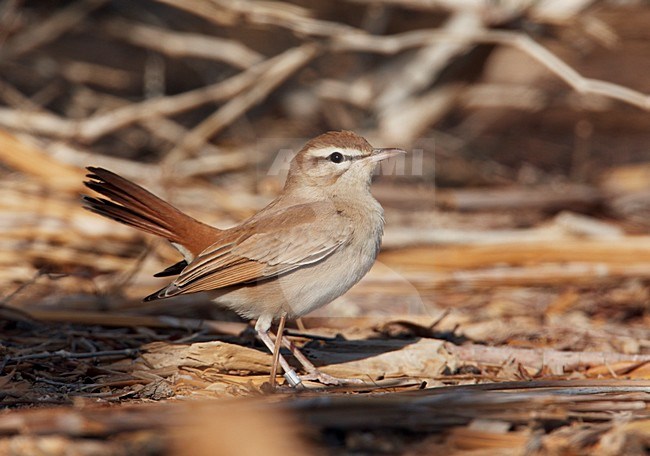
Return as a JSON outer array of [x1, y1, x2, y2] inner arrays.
[[300, 370, 365, 386]]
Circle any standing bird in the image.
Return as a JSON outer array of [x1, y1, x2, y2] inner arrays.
[[83, 131, 404, 387]]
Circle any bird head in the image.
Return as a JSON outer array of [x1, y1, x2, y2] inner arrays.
[[285, 131, 405, 194]]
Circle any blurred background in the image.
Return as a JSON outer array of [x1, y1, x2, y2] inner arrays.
[[2, 1, 650, 454], [2, 0, 650, 311]]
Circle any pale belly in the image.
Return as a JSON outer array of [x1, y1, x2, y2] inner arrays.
[[212, 233, 380, 320]]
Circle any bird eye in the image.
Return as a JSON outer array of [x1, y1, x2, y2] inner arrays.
[[329, 152, 344, 163]]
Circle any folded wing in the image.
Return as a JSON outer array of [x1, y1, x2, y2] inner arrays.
[[144, 202, 352, 301]]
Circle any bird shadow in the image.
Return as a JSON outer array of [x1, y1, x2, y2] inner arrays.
[[279, 320, 469, 368]]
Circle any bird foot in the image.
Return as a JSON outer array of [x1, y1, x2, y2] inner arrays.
[[283, 369, 304, 388], [300, 370, 365, 386]]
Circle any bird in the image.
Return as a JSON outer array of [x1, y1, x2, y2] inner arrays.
[[83, 131, 405, 387]]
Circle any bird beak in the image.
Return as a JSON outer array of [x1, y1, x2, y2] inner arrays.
[[367, 148, 406, 163]]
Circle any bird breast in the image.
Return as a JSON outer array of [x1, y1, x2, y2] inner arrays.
[[279, 198, 385, 318], [214, 194, 385, 320]]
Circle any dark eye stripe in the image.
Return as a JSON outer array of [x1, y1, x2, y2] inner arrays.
[[320, 153, 365, 162], [315, 151, 366, 163]]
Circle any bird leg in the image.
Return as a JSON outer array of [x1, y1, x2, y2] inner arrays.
[[268, 313, 287, 389], [255, 316, 302, 388], [257, 330, 302, 387], [256, 315, 364, 387], [281, 335, 365, 386]]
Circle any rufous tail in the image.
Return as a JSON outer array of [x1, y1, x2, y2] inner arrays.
[[83, 167, 221, 259]]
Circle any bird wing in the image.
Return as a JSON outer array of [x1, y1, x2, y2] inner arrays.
[[144, 202, 352, 300]]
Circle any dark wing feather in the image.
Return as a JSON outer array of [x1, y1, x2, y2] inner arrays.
[[153, 260, 188, 277]]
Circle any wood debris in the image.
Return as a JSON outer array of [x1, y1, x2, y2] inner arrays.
[[1, 1, 650, 454]]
